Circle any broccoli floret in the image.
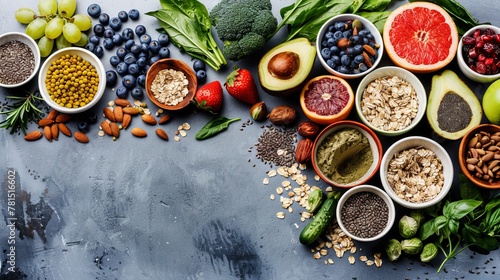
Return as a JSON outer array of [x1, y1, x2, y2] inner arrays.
[[209, 0, 277, 61]]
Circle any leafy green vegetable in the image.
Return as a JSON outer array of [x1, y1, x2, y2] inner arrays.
[[401, 237, 423, 255], [360, 0, 392, 12], [0, 91, 44, 134], [420, 243, 438, 262], [195, 116, 240, 140], [146, 0, 226, 71], [399, 215, 419, 239], [385, 239, 402, 261], [356, 11, 392, 34]]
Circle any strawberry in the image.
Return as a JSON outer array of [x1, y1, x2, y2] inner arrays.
[[225, 66, 260, 105], [192, 80, 223, 113]]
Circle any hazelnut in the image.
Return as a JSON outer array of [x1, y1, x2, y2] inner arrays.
[[268, 105, 297, 125], [250, 101, 267, 121], [297, 121, 320, 138]]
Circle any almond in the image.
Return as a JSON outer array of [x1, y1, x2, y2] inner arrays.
[[46, 109, 59, 121], [103, 107, 116, 122], [122, 114, 131, 129], [74, 131, 89, 143], [337, 37, 350, 48], [114, 106, 124, 123], [362, 51, 373, 68], [100, 120, 113, 136], [109, 122, 120, 138], [122, 107, 139, 115], [142, 114, 157, 125], [131, 127, 147, 137], [55, 113, 71, 123], [362, 44, 377, 56], [295, 138, 314, 164], [38, 118, 54, 127], [51, 123, 59, 140], [115, 98, 131, 107], [58, 123, 72, 137], [297, 121, 320, 138], [24, 130, 43, 141], [155, 128, 169, 140], [158, 114, 171, 124], [43, 126, 52, 142]]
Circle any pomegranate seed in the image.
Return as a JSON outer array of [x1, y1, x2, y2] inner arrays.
[[491, 64, 498, 74], [478, 54, 486, 62], [468, 48, 478, 58], [494, 34, 500, 44], [476, 41, 484, 49], [496, 61, 500, 68], [484, 28, 496, 36], [482, 35, 492, 42], [473, 29, 481, 38], [483, 42, 497, 54], [476, 62, 487, 74], [485, 57, 494, 65], [462, 36, 476, 45]]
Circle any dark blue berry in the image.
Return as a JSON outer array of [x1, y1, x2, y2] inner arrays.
[[138, 52, 149, 59], [140, 43, 149, 53], [135, 25, 146, 36], [353, 45, 363, 55], [334, 22, 345, 31], [326, 59, 336, 69], [129, 9, 140, 20], [149, 40, 160, 53], [125, 39, 135, 50], [136, 57, 147, 69], [121, 28, 134, 40], [116, 62, 129, 76], [130, 44, 142, 56], [358, 63, 368, 72], [346, 47, 355, 57], [333, 31, 343, 40], [158, 33, 169, 46], [327, 37, 336, 47], [193, 59, 206, 71], [148, 55, 160, 66], [325, 31, 334, 39], [342, 30, 352, 38], [158, 47, 169, 58], [341, 54, 351, 66], [337, 65, 350, 74], [89, 35, 99, 45], [98, 13, 109, 25], [78, 121, 89, 132], [115, 86, 128, 99], [110, 55, 120, 67], [86, 112, 98, 124], [137, 74, 146, 87], [118, 11, 128, 22], [122, 75, 137, 89], [109, 17, 122, 31], [196, 70, 207, 83], [124, 53, 137, 65], [112, 34, 123, 45], [128, 64, 140, 76], [330, 46, 340, 54], [87, 4, 101, 18], [103, 38, 114, 50], [93, 24, 105, 37], [139, 34, 151, 44], [94, 46, 104, 58], [332, 55, 341, 65], [131, 87, 144, 99], [84, 42, 96, 52], [104, 28, 115, 38], [116, 47, 127, 59], [321, 48, 331, 60], [354, 55, 365, 64], [106, 70, 118, 87]]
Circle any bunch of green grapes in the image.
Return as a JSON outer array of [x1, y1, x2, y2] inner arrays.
[[15, 0, 92, 57]]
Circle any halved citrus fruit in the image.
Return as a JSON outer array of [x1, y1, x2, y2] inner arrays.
[[383, 2, 459, 73], [300, 75, 353, 125]]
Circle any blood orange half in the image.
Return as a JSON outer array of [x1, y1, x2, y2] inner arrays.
[[383, 2, 459, 73], [300, 75, 353, 125]]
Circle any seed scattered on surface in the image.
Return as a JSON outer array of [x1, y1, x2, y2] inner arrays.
[[254, 125, 297, 167]]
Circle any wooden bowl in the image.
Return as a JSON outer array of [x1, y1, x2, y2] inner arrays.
[[459, 124, 500, 189], [145, 58, 197, 110]]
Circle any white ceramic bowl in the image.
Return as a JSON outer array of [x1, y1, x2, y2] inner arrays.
[[457, 24, 500, 83], [355, 66, 427, 136], [336, 185, 395, 242], [380, 136, 453, 209], [316, 14, 383, 79], [0, 32, 40, 88], [38, 47, 106, 114]]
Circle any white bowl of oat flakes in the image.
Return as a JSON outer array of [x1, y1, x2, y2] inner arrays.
[[355, 66, 427, 136], [380, 136, 453, 209]]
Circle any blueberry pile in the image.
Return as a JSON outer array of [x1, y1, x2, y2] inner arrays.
[[319, 19, 380, 75]]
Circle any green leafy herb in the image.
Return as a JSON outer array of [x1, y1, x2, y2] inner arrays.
[[195, 116, 240, 140], [146, 0, 226, 71], [0, 91, 44, 134]]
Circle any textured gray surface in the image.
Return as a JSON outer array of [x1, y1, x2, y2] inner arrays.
[[1, 0, 500, 279]]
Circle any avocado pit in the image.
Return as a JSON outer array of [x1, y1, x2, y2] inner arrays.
[[268, 51, 300, 80]]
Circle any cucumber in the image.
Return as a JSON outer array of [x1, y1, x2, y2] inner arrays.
[[299, 191, 342, 245]]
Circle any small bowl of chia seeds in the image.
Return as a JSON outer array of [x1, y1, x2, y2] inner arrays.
[[0, 32, 40, 88], [336, 185, 395, 242]]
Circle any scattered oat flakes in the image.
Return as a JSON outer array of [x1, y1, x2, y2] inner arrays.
[[270, 194, 275, 200], [276, 187, 283, 195], [179, 130, 187, 137], [268, 169, 277, 177], [263, 178, 269, 185], [174, 136, 180, 141], [348, 255, 355, 264], [276, 212, 285, 219], [98, 131, 105, 137]]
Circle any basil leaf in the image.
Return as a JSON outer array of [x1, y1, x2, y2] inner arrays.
[[485, 196, 500, 213], [443, 199, 482, 220], [195, 116, 240, 140], [463, 224, 499, 253], [459, 173, 483, 201], [420, 215, 447, 240], [448, 218, 460, 235]]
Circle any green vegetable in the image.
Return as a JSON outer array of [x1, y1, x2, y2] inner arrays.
[[146, 0, 226, 71], [385, 239, 402, 262], [0, 91, 44, 134], [399, 215, 419, 239], [209, 0, 277, 61], [420, 243, 438, 263], [401, 237, 423, 255], [306, 188, 325, 214], [410, 210, 425, 229], [195, 116, 240, 140], [299, 191, 342, 245]]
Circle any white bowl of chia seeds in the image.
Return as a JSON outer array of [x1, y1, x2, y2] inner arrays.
[[0, 32, 40, 88], [336, 184, 395, 242]]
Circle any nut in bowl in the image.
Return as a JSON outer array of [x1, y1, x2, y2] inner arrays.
[[0, 32, 40, 88], [311, 120, 382, 189], [336, 185, 395, 242], [380, 136, 453, 209], [459, 124, 500, 189], [355, 66, 427, 136], [316, 14, 383, 79], [145, 58, 197, 110], [457, 24, 500, 83], [38, 47, 105, 114]]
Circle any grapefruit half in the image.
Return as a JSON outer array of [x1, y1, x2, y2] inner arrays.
[[383, 2, 459, 73], [300, 75, 353, 125]]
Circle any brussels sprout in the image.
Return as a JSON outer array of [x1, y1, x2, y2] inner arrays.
[[420, 243, 438, 262], [307, 188, 325, 213], [401, 237, 423, 255], [410, 209, 425, 228], [399, 215, 418, 238], [385, 239, 402, 262]]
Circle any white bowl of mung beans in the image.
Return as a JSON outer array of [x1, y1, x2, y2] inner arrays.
[[38, 47, 106, 114], [0, 32, 40, 88]]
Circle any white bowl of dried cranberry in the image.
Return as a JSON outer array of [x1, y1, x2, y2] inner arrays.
[[316, 14, 383, 79], [457, 24, 500, 83], [0, 32, 40, 88], [336, 185, 395, 242], [380, 136, 453, 209]]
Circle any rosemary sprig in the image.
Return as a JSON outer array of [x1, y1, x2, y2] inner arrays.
[[0, 91, 44, 135]]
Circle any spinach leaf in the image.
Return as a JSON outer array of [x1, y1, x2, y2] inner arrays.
[[443, 199, 482, 220], [348, 0, 366, 13], [195, 116, 240, 140], [356, 11, 391, 33], [360, 0, 392, 12]]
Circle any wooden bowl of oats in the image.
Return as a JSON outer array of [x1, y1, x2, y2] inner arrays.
[[380, 136, 453, 209], [145, 58, 197, 110], [355, 66, 426, 136]]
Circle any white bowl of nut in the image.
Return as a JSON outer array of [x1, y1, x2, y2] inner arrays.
[[380, 136, 453, 209], [355, 66, 427, 136], [0, 32, 40, 88], [38, 47, 106, 114]]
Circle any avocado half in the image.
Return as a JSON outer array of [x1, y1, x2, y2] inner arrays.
[[258, 38, 316, 97], [426, 70, 482, 140]]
